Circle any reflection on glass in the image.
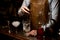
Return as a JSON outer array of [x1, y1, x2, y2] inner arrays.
[[22, 20, 31, 33], [12, 21, 20, 34]]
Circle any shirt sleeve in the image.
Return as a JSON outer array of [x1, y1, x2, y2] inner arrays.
[[18, 0, 30, 16], [46, 0, 59, 28]]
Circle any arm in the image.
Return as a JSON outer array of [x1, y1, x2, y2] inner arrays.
[[46, 0, 59, 28], [18, 0, 30, 16]]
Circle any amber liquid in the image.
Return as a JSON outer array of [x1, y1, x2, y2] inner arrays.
[[30, 0, 49, 29]]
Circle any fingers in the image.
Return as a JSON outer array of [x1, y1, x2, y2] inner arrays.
[[24, 6, 30, 11], [25, 30, 37, 36], [21, 6, 30, 14], [29, 30, 37, 36]]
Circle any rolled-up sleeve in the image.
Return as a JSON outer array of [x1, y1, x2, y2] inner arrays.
[[46, 0, 59, 28]]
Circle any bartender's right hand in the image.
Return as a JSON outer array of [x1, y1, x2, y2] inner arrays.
[[21, 6, 30, 14]]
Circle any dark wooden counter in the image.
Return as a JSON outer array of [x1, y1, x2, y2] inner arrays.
[[0, 28, 29, 40]]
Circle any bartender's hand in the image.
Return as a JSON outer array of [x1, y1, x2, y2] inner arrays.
[[26, 30, 37, 36], [21, 6, 30, 14]]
